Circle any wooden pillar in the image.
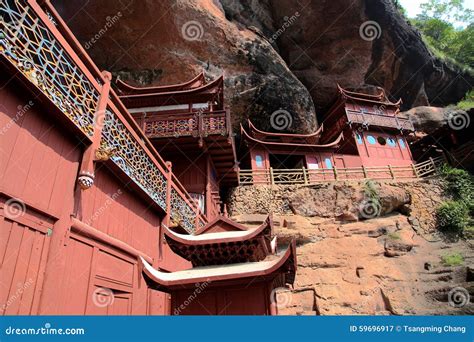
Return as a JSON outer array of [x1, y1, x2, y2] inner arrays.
[[429, 157, 436, 172], [388, 164, 395, 179], [164, 162, 173, 228], [205, 156, 212, 219], [76, 71, 112, 190], [160, 161, 173, 259], [302, 167, 308, 185], [411, 164, 418, 178]]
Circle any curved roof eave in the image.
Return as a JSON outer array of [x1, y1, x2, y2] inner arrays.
[[164, 215, 272, 245], [118, 75, 223, 100], [116, 72, 206, 95], [337, 84, 402, 107], [140, 240, 296, 288], [241, 124, 344, 148], [248, 120, 324, 139]]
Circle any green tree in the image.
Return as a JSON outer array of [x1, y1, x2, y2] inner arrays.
[[419, 0, 473, 23], [410, 0, 474, 68]]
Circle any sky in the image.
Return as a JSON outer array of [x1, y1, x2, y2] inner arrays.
[[398, 0, 474, 24]]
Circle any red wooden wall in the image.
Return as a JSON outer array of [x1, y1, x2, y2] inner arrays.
[[172, 282, 270, 315], [0, 76, 186, 315]]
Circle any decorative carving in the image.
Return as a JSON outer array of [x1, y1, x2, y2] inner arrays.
[[346, 110, 414, 131], [77, 171, 95, 190], [170, 187, 196, 234], [101, 110, 168, 210], [95, 143, 117, 161], [1, 0, 99, 137]]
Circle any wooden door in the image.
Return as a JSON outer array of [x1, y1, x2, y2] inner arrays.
[[0, 200, 52, 315]]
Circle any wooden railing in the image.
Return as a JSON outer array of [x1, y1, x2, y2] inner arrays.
[[346, 110, 415, 131], [1, 0, 206, 234], [238, 157, 445, 185], [142, 109, 230, 139]]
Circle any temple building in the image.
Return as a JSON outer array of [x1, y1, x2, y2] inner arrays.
[[0, 0, 293, 316], [142, 215, 296, 315], [239, 86, 417, 185], [116, 74, 238, 220], [321, 85, 415, 168]]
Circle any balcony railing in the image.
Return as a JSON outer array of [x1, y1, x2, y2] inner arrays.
[[142, 109, 230, 139], [238, 157, 444, 185], [1, 0, 206, 234], [346, 110, 414, 131]]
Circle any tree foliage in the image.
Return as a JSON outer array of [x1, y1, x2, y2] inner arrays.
[[409, 0, 474, 68]]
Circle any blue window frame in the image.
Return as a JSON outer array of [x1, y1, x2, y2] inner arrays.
[[387, 137, 396, 147], [255, 155, 264, 167], [367, 135, 376, 145], [356, 133, 363, 144], [398, 138, 406, 149], [325, 158, 333, 169]]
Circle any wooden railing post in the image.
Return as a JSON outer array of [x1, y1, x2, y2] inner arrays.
[[388, 164, 395, 179], [429, 157, 436, 172], [411, 163, 419, 178], [194, 206, 200, 232], [302, 167, 308, 185], [362, 165, 367, 178], [164, 161, 173, 228], [269, 167, 275, 185], [333, 166, 338, 180]]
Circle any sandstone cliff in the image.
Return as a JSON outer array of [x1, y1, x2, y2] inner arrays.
[[53, 0, 473, 133], [230, 180, 474, 315]]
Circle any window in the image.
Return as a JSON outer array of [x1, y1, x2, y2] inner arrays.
[[325, 158, 333, 169], [255, 155, 264, 167], [367, 135, 376, 144], [356, 133, 363, 144], [377, 136, 387, 145], [398, 138, 406, 149], [387, 137, 396, 147]]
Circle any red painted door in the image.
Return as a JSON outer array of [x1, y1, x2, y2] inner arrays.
[[0, 201, 52, 315]]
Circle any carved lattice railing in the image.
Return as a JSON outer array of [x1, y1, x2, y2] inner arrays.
[[142, 110, 229, 139], [144, 114, 197, 138], [1, 0, 99, 137], [346, 110, 414, 131], [0, 0, 207, 234], [170, 185, 196, 234], [101, 109, 168, 210]]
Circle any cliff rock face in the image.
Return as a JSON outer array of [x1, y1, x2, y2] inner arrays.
[[53, 0, 473, 133], [231, 180, 474, 315]]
